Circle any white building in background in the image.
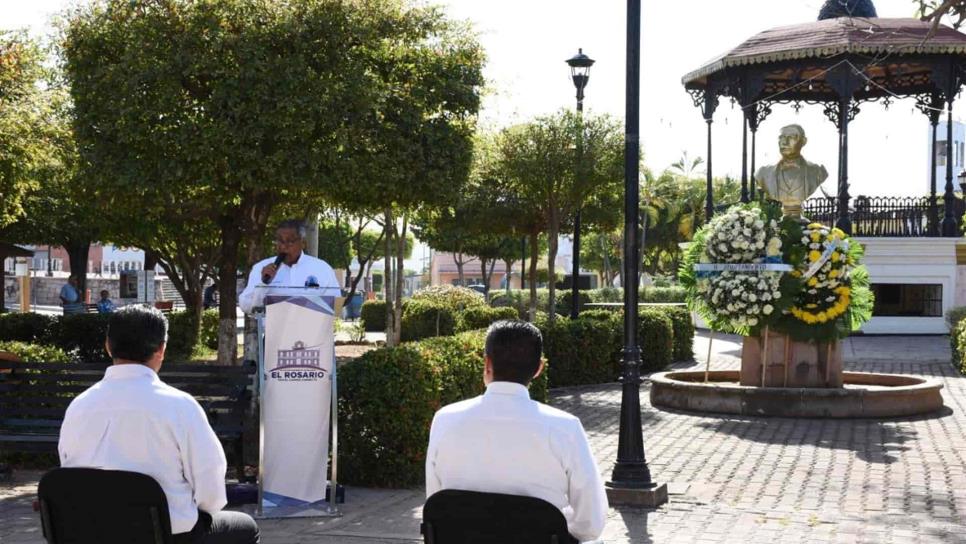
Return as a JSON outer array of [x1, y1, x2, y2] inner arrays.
[[927, 119, 966, 195]]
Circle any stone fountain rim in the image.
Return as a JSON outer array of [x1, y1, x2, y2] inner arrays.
[[649, 370, 945, 418]]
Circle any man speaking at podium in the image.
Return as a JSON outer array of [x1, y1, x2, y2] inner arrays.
[[239, 219, 341, 313]]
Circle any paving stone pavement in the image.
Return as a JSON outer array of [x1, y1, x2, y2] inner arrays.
[[2, 333, 965, 543]]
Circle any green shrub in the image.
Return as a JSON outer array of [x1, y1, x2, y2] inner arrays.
[[638, 309, 674, 371], [541, 315, 621, 388], [0, 341, 70, 363], [411, 285, 486, 311], [578, 309, 619, 321], [953, 320, 966, 375], [339, 345, 439, 488], [401, 300, 455, 342], [641, 286, 687, 303], [489, 289, 552, 318], [339, 330, 551, 488], [0, 312, 56, 343], [455, 306, 519, 333], [165, 310, 200, 363], [361, 300, 387, 332], [51, 313, 111, 363], [663, 306, 694, 362], [200, 309, 219, 350]]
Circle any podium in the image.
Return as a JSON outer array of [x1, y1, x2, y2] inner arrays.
[[253, 286, 344, 518]]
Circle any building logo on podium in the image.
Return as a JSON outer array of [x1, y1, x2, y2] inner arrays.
[[269, 340, 327, 382]]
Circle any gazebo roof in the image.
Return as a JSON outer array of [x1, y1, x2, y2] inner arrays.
[[683, 17, 966, 87]]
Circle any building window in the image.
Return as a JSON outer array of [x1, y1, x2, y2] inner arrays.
[[871, 284, 942, 317]]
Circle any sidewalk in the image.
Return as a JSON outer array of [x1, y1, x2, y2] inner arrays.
[[2, 334, 964, 543]]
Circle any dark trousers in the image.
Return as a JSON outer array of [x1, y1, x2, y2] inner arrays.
[[173, 511, 260, 544]]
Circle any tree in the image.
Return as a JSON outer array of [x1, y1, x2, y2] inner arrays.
[[2, 84, 104, 298], [63, 0, 478, 357], [916, 1, 966, 31], [324, 6, 484, 346], [0, 31, 44, 230], [496, 110, 624, 320], [579, 229, 621, 287]]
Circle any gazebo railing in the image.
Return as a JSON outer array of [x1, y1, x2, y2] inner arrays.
[[801, 196, 960, 237]]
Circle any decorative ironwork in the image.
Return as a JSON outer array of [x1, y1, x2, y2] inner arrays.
[[914, 92, 944, 124], [821, 101, 861, 128], [801, 195, 962, 237], [745, 102, 772, 131]]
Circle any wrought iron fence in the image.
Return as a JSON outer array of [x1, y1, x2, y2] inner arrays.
[[801, 195, 961, 237]]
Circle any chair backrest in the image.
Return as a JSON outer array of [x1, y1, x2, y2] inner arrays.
[[37, 467, 173, 544], [421, 489, 576, 544]]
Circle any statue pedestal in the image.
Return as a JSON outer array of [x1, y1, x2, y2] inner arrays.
[[740, 333, 842, 388]]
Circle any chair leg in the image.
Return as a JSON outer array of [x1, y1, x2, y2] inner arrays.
[[150, 507, 164, 544], [235, 438, 246, 482], [39, 499, 55, 543]]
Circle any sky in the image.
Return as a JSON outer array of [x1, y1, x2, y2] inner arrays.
[[1, 0, 960, 269]]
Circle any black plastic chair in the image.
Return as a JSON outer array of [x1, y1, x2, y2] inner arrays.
[[421, 489, 579, 544], [37, 467, 173, 544]]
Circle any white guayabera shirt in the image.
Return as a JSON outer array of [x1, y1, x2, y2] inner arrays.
[[58, 364, 228, 534], [238, 251, 341, 313], [426, 381, 609, 543]]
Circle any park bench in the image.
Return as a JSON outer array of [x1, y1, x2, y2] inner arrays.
[[0, 360, 256, 479]]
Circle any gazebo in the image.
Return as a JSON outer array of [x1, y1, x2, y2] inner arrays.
[[683, 1, 966, 237]]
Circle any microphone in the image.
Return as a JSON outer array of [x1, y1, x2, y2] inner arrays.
[[262, 254, 285, 284]]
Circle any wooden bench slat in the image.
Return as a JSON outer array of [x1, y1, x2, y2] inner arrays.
[[0, 434, 59, 442]]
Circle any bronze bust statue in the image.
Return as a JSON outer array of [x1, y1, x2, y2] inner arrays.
[[755, 124, 828, 217]]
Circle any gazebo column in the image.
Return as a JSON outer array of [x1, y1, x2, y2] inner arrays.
[[930, 116, 940, 236], [703, 92, 719, 221], [827, 63, 860, 235], [740, 115, 749, 203], [835, 96, 852, 235], [943, 98, 959, 236], [746, 102, 770, 202]]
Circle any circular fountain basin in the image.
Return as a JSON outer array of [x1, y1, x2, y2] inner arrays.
[[650, 370, 944, 418]]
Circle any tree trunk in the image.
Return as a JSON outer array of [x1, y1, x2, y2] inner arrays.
[[393, 213, 407, 346], [455, 252, 465, 287], [528, 231, 538, 321], [383, 210, 397, 347], [502, 258, 514, 295], [64, 239, 91, 297], [546, 216, 559, 322], [480, 258, 489, 299], [216, 219, 241, 365]]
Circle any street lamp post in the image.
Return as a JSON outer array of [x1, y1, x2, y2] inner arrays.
[[605, 0, 667, 507], [566, 49, 594, 319]]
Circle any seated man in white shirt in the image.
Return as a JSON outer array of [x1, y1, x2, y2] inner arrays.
[[238, 219, 341, 314], [58, 306, 259, 544], [425, 320, 608, 543]]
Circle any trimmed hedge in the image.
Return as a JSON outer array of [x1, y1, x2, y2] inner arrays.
[[51, 313, 111, 363], [542, 316, 621, 387], [491, 287, 688, 318], [361, 300, 387, 332], [0, 310, 214, 364], [0, 341, 70, 363], [339, 345, 439, 488], [953, 320, 966, 375], [339, 330, 549, 488], [664, 306, 695, 362], [0, 312, 56, 343], [455, 306, 519, 333], [411, 285, 486, 311], [200, 309, 219, 350], [637, 309, 674, 372], [401, 300, 456, 342]]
